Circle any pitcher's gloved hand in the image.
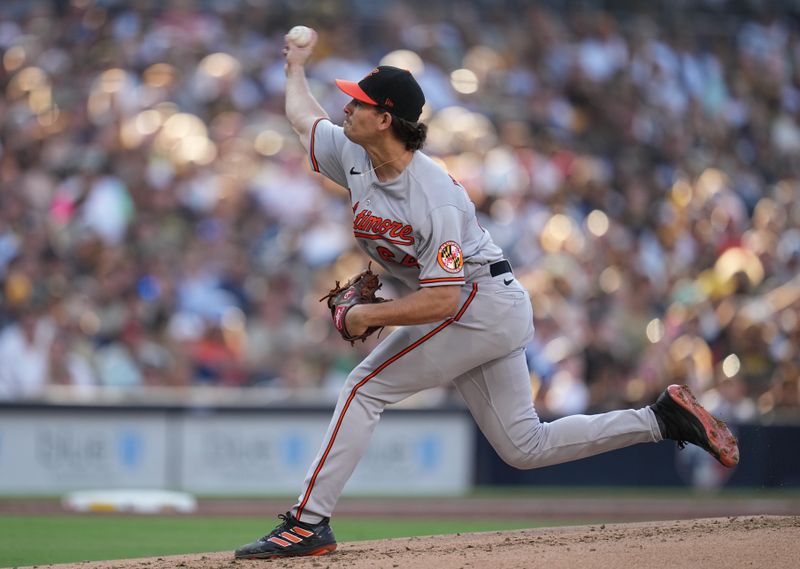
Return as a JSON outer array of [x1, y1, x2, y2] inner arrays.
[[320, 263, 388, 345]]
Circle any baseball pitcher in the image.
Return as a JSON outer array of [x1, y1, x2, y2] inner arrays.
[[234, 27, 739, 560]]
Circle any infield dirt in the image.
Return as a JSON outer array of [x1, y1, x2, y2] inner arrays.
[[17, 515, 799, 569]]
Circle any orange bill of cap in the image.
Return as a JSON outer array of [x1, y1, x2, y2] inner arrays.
[[335, 79, 378, 106]]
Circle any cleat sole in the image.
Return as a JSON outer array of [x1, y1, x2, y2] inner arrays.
[[236, 543, 337, 560], [668, 384, 740, 467]]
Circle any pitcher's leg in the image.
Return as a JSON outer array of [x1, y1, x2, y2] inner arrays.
[[291, 323, 467, 523], [453, 348, 662, 470], [291, 367, 388, 523]]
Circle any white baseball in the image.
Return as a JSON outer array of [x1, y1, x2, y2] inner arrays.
[[287, 25, 313, 48]]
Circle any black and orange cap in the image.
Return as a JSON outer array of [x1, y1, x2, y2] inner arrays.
[[336, 65, 425, 122]]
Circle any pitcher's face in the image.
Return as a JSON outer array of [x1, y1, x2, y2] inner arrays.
[[342, 99, 387, 144]]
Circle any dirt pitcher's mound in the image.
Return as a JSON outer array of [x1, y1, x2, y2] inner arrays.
[[22, 516, 799, 569]]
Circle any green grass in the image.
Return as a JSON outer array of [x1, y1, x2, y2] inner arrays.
[[0, 516, 553, 568]]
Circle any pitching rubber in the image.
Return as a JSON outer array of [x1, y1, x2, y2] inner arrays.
[[669, 384, 740, 467]]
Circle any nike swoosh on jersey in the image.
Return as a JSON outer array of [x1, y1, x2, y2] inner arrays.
[[503, 278, 513, 286], [350, 166, 361, 175]]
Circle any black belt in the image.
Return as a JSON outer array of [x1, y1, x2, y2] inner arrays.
[[489, 259, 512, 277]]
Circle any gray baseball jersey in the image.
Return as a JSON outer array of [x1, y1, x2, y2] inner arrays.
[[291, 119, 662, 523], [309, 118, 503, 289]]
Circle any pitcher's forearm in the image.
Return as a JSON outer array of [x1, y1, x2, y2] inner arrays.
[[285, 63, 329, 146], [348, 286, 461, 330]]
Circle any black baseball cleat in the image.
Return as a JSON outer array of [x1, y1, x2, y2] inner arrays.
[[234, 512, 337, 559], [650, 384, 740, 467]]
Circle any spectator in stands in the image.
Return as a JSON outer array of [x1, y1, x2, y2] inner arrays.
[[0, 304, 56, 399]]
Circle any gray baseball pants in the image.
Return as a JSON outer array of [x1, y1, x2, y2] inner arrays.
[[292, 273, 662, 523]]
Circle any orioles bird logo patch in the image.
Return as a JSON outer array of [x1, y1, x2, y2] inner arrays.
[[437, 241, 463, 273]]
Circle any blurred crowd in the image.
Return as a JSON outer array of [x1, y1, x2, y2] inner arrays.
[[0, 0, 798, 421]]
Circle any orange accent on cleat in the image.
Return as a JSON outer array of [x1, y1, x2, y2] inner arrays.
[[280, 532, 302, 543], [292, 526, 314, 538], [308, 544, 338, 556], [668, 384, 740, 467]]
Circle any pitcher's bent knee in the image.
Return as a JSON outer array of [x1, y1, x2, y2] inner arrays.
[[490, 427, 549, 470], [337, 371, 391, 413], [496, 447, 546, 470]]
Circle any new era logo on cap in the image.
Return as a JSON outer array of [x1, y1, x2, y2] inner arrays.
[[335, 66, 425, 122]]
